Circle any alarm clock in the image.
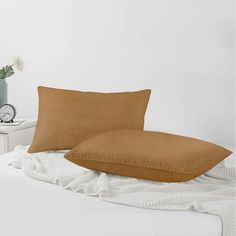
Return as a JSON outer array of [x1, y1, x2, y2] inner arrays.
[[0, 104, 17, 123]]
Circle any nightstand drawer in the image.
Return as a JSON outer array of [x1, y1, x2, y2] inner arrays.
[[0, 134, 8, 155], [8, 127, 36, 152], [0, 119, 36, 155]]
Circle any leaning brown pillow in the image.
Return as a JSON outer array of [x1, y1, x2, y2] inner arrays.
[[28, 87, 151, 153], [65, 130, 232, 182]]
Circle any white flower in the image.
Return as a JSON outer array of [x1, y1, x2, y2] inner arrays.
[[13, 57, 24, 71]]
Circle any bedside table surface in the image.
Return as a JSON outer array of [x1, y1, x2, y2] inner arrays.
[[0, 118, 37, 134]]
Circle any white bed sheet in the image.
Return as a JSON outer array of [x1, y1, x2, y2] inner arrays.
[[0, 154, 222, 236]]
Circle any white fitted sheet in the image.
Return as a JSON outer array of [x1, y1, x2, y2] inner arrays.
[[0, 153, 222, 236]]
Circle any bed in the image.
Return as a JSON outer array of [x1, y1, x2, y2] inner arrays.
[[0, 148, 228, 236]]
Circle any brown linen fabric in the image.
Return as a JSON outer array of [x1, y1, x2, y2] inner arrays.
[[65, 130, 232, 182], [28, 87, 151, 153]]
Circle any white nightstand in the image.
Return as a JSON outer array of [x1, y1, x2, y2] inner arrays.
[[0, 118, 36, 155]]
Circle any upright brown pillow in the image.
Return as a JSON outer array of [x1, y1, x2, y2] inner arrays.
[[65, 130, 232, 182], [28, 87, 151, 153]]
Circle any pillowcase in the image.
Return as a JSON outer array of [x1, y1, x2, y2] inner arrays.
[[28, 87, 151, 153], [65, 130, 232, 182]]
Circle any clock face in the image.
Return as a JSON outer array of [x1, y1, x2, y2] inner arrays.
[[0, 104, 16, 123]]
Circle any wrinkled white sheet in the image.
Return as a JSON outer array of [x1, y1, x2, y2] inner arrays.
[[7, 146, 236, 236]]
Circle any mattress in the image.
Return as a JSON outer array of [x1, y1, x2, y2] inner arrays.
[[0, 152, 222, 236]]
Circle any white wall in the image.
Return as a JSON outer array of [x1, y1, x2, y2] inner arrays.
[[0, 0, 235, 145]]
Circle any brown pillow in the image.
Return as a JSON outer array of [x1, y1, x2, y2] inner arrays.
[[65, 130, 232, 182], [28, 87, 151, 153]]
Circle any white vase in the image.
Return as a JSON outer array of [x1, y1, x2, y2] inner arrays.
[[0, 79, 7, 107]]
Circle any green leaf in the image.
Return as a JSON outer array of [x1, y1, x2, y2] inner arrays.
[[0, 65, 15, 79], [3, 65, 15, 79], [0, 68, 5, 79]]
